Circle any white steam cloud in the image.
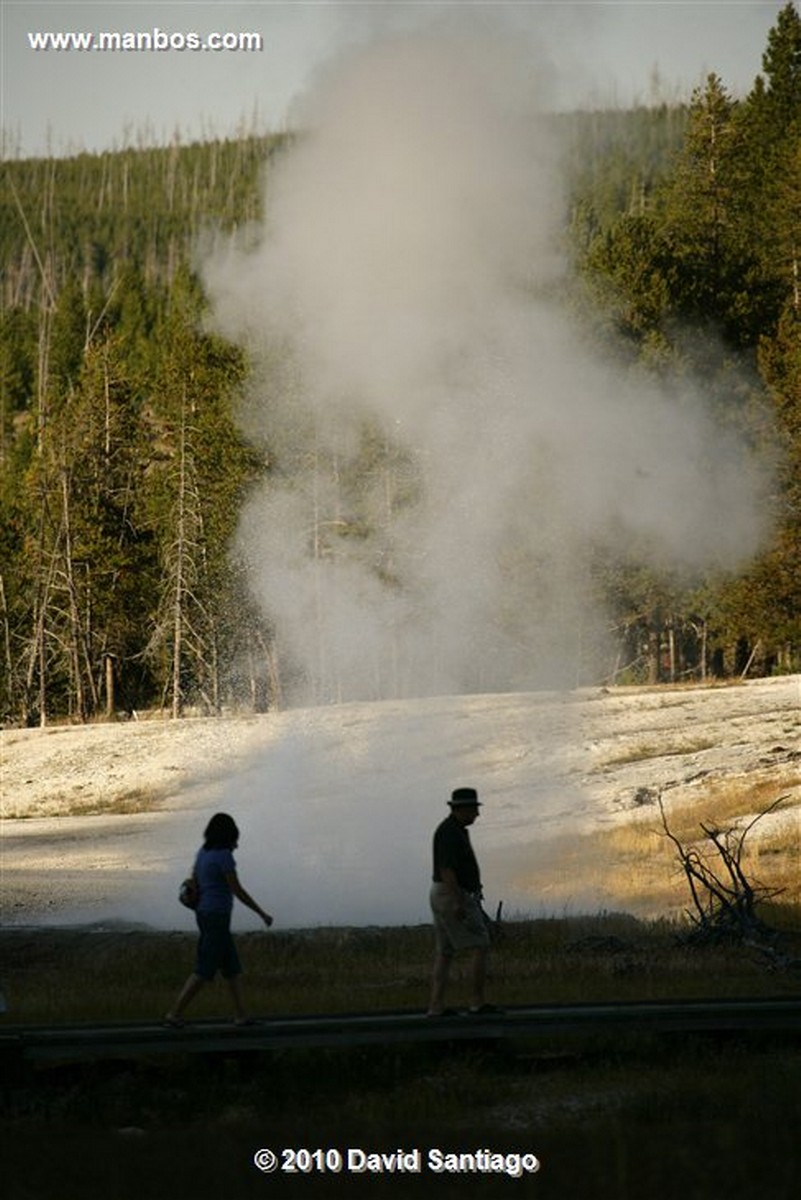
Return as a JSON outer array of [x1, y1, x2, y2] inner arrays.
[[205, 19, 768, 704]]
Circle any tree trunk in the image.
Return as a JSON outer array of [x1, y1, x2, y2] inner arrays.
[[105, 653, 116, 718], [0, 574, 13, 710], [171, 392, 188, 720], [647, 614, 662, 684]]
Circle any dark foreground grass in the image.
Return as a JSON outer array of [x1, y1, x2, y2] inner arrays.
[[2, 914, 800, 1200], [4, 910, 801, 1024]]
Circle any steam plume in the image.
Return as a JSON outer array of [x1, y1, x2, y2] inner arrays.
[[205, 19, 768, 704]]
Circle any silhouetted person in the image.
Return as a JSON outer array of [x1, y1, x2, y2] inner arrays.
[[165, 812, 272, 1027], [427, 787, 499, 1016]]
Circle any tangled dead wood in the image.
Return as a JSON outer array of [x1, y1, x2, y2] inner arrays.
[[658, 793, 791, 948]]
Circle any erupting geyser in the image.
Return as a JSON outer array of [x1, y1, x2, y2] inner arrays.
[[20, 15, 770, 934], [205, 17, 768, 707]]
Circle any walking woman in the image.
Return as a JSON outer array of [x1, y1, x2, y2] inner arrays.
[[165, 812, 273, 1026]]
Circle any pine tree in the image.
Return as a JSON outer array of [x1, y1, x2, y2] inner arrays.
[[141, 268, 256, 715], [661, 74, 756, 344], [738, 2, 801, 332], [760, 1, 801, 123]]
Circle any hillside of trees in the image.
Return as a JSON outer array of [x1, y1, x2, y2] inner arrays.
[[1, 4, 799, 724]]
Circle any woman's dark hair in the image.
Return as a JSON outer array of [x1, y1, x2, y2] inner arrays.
[[203, 812, 239, 850]]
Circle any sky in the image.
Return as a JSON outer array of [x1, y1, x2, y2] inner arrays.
[[0, 1, 789, 158]]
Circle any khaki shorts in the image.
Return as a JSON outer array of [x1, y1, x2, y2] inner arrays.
[[430, 882, 490, 956]]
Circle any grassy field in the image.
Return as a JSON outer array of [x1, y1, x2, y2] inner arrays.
[[2, 913, 800, 1200], [3, 911, 801, 1023], [505, 769, 801, 920]]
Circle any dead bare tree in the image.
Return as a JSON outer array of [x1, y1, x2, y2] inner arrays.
[[658, 793, 790, 946]]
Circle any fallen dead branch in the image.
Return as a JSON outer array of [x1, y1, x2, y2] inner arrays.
[[658, 793, 791, 948]]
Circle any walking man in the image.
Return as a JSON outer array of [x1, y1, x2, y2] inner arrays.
[[427, 786, 499, 1016]]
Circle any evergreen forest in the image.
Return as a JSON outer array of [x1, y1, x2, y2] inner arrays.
[[1, 4, 800, 725]]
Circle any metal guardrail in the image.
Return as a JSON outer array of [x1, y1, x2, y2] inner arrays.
[[2, 997, 799, 1066]]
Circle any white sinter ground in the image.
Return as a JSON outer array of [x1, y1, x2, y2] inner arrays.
[[1, 675, 798, 929]]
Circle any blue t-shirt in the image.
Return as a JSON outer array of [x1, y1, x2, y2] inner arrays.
[[194, 846, 236, 914]]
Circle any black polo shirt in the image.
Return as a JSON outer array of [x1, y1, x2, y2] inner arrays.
[[432, 814, 481, 893]]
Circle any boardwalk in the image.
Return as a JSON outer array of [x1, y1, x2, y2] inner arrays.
[[2, 997, 799, 1067]]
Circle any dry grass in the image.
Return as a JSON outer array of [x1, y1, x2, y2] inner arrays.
[[663, 771, 801, 838], [3, 910, 799, 1027], [3, 785, 166, 820], [599, 737, 716, 768], [586, 772, 801, 916], [506, 770, 800, 920]]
